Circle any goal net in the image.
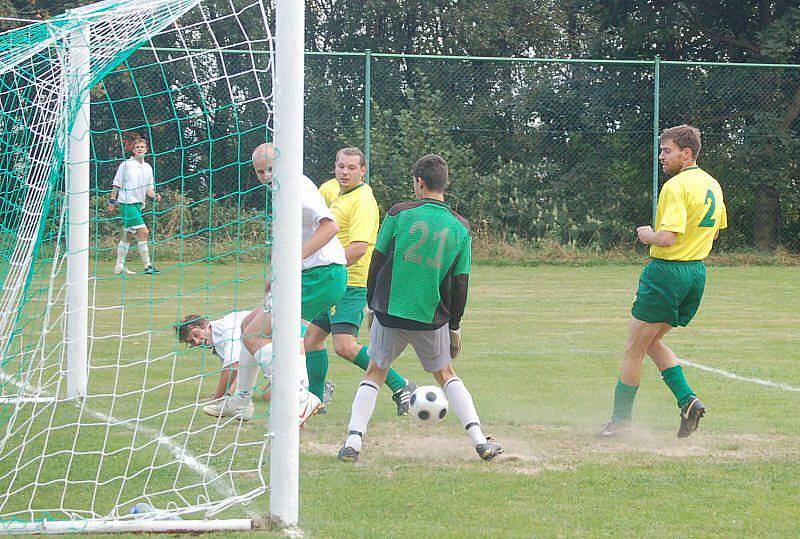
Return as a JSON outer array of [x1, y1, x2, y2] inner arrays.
[[0, 0, 296, 532]]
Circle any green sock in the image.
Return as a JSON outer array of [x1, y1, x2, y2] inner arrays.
[[305, 349, 328, 401], [353, 346, 407, 393], [661, 364, 695, 408], [611, 379, 639, 422], [352, 346, 370, 370]]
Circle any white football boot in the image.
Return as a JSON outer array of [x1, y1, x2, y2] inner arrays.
[[203, 399, 254, 421], [298, 392, 322, 429]]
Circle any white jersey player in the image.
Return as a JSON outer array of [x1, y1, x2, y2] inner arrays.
[[175, 310, 309, 422]]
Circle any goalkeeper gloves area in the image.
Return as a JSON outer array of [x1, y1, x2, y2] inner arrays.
[[449, 327, 462, 359]]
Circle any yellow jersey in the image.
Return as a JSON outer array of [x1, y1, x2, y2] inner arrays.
[[318, 178, 379, 287], [650, 166, 727, 261], [319, 178, 340, 207]]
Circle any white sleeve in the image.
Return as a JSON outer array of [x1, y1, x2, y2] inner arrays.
[[147, 163, 155, 191], [219, 346, 237, 367], [112, 162, 125, 188], [303, 179, 335, 226], [211, 317, 237, 367], [223, 340, 241, 368]]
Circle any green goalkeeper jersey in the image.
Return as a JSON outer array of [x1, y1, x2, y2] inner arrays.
[[367, 198, 471, 330]]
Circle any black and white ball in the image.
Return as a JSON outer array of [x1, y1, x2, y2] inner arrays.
[[409, 385, 448, 425]]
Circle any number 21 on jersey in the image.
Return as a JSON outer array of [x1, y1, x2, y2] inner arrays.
[[403, 220, 449, 269]]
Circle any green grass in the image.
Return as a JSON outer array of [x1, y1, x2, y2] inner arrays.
[[2, 262, 799, 537]]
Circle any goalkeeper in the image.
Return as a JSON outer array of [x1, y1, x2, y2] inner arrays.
[[337, 154, 502, 463]]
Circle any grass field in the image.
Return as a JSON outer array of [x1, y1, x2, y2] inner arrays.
[[2, 261, 799, 537]]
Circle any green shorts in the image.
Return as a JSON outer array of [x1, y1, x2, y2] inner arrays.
[[631, 258, 706, 327], [310, 286, 367, 336], [301, 264, 347, 322], [119, 203, 146, 231]]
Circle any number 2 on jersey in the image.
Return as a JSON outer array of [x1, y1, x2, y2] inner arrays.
[[404, 221, 449, 268], [699, 189, 716, 228]]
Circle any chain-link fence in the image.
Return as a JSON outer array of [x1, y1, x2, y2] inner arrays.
[[306, 52, 800, 252], [91, 49, 800, 253]]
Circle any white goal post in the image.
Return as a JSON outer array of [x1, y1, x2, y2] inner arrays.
[[269, 0, 304, 529]]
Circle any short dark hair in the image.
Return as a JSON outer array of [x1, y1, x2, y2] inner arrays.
[[335, 147, 366, 167], [175, 314, 207, 343], [411, 154, 448, 192], [660, 124, 701, 159]]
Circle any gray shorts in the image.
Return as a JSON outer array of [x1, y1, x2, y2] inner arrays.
[[367, 318, 451, 373]]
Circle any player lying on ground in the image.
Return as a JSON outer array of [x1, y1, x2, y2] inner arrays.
[[175, 311, 267, 411], [601, 124, 727, 438], [338, 154, 502, 463], [306, 146, 417, 416], [214, 143, 348, 426], [176, 311, 316, 421]]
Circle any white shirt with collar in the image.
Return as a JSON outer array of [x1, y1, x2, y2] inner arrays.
[[113, 157, 154, 204]]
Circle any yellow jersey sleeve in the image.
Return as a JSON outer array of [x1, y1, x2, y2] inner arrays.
[[347, 190, 380, 244], [657, 180, 687, 234], [718, 201, 728, 230], [318, 178, 339, 207]]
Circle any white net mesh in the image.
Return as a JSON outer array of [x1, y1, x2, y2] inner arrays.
[[0, 0, 276, 527]]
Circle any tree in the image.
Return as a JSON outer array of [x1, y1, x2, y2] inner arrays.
[[582, 1, 800, 250]]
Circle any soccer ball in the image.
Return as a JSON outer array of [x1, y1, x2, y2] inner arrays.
[[409, 385, 448, 425]]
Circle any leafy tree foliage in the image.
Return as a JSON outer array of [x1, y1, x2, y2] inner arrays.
[[6, 0, 800, 249]]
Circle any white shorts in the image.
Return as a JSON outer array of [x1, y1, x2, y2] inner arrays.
[[367, 318, 451, 373], [124, 223, 147, 234]]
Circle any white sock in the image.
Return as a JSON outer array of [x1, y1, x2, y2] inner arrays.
[[253, 343, 273, 379], [298, 352, 313, 408], [249, 341, 311, 411], [137, 242, 151, 267], [444, 377, 487, 447], [346, 380, 380, 451], [232, 343, 265, 406], [115, 242, 129, 268]]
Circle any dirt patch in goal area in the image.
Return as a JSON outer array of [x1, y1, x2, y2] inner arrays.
[[301, 422, 800, 475]]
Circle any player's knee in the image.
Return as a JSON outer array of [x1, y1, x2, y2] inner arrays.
[[332, 336, 356, 360], [646, 338, 663, 356], [434, 363, 457, 386], [303, 328, 326, 352], [624, 339, 648, 359], [241, 329, 259, 352], [241, 335, 255, 352], [364, 361, 388, 384]]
